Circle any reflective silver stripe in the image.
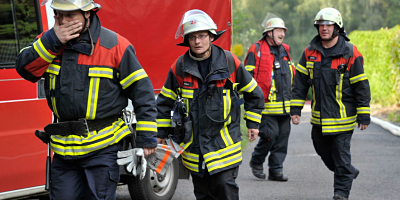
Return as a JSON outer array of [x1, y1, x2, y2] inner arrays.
[[291, 99, 305, 106], [244, 111, 261, 123], [357, 107, 370, 114], [204, 142, 241, 162], [350, 74, 367, 84], [322, 123, 357, 133], [182, 159, 199, 172], [86, 77, 100, 120], [46, 64, 60, 75], [182, 152, 199, 162], [157, 119, 172, 127], [296, 64, 308, 75], [160, 86, 177, 100], [206, 150, 242, 172], [336, 74, 346, 118], [238, 79, 257, 93], [182, 89, 194, 98], [33, 38, 55, 63], [120, 69, 147, 89], [50, 120, 130, 155], [88, 68, 113, 79], [136, 121, 157, 132]]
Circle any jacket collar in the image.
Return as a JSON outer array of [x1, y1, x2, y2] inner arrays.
[[65, 14, 101, 55], [308, 35, 347, 57], [182, 44, 230, 81]]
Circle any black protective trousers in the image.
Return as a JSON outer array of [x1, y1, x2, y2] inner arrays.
[[191, 166, 239, 200], [50, 143, 121, 200], [251, 115, 291, 173], [311, 126, 357, 198]]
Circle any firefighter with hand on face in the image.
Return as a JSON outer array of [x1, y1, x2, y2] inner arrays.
[[156, 9, 264, 200], [15, 0, 157, 199], [290, 7, 371, 200], [244, 14, 295, 181]]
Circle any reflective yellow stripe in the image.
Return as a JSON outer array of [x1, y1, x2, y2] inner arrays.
[[182, 152, 199, 172], [157, 119, 172, 128], [238, 78, 257, 93], [291, 99, 305, 107], [296, 63, 308, 75], [33, 38, 56, 63], [336, 74, 347, 118], [245, 65, 255, 71], [204, 142, 242, 172], [49, 74, 60, 118], [244, 111, 261, 123], [120, 69, 148, 89], [306, 61, 314, 79], [357, 107, 370, 114], [136, 121, 157, 132], [19, 46, 31, 53], [182, 159, 199, 172], [312, 110, 320, 118], [221, 90, 233, 146], [50, 119, 130, 156], [181, 89, 194, 98], [86, 77, 100, 120], [160, 86, 177, 101], [322, 122, 357, 133], [268, 71, 276, 101], [88, 67, 113, 79], [350, 74, 367, 84], [311, 115, 357, 125], [46, 64, 60, 75], [289, 61, 294, 86]]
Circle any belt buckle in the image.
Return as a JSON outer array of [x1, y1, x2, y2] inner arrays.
[[78, 118, 90, 135]]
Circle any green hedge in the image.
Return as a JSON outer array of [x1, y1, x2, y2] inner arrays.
[[349, 25, 400, 106]]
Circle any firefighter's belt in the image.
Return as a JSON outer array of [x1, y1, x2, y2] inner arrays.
[[44, 115, 119, 136]]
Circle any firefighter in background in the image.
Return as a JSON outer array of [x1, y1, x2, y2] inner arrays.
[[244, 14, 295, 181], [156, 9, 264, 200], [15, 0, 157, 199], [291, 7, 370, 200]]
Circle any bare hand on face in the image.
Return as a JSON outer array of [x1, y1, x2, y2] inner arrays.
[[53, 17, 82, 44]]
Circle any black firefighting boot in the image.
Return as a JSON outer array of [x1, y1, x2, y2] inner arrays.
[[249, 161, 266, 179], [333, 194, 348, 200]]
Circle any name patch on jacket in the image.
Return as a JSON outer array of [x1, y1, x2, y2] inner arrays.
[[183, 82, 193, 87], [308, 56, 317, 60]]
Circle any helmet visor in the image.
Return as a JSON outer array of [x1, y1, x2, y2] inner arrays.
[[314, 20, 336, 25]]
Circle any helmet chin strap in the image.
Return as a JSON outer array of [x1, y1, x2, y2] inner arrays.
[[266, 30, 278, 46], [320, 25, 339, 41]]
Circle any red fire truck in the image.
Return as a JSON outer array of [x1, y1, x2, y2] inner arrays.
[[0, 0, 232, 199]]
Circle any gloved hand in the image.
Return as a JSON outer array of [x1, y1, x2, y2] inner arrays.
[[166, 138, 184, 157], [117, 148, 147, 180], [146, 144, 177, 175]]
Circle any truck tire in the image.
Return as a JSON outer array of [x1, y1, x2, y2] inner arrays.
[[127, 157, 179, 200]]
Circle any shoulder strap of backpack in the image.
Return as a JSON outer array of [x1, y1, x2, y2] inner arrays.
[[224, 50, 237, 75], [344, 42, 354, 60]]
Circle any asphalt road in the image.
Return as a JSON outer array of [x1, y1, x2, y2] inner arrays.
[[117, 107, 400, 200]]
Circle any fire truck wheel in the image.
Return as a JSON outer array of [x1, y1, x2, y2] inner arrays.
[[127, 157, 179, 200]]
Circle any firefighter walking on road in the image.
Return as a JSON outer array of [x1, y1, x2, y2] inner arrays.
[[156, 9, 264, 200], [15, 0, 157, 199], [290, 7, 371, 200], [244, 14, 295, 181]]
